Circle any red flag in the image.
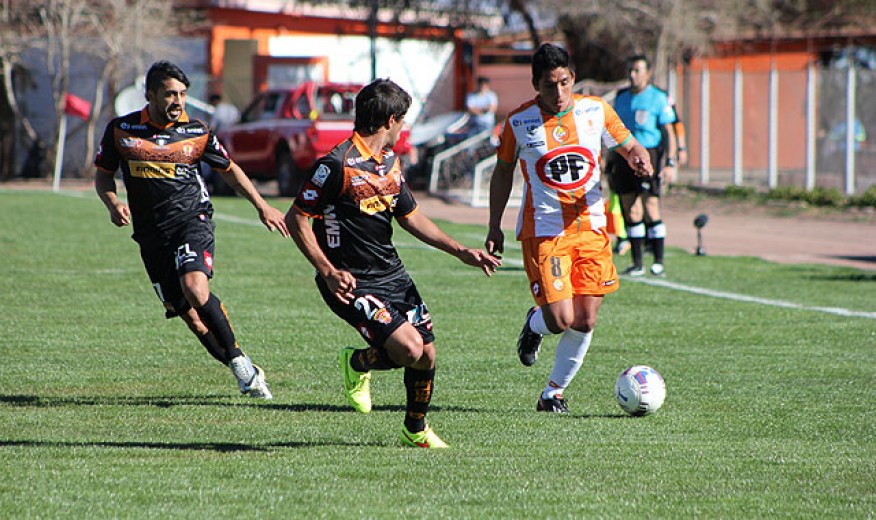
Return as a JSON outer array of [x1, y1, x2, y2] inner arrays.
[[64, 93, 92, 121]]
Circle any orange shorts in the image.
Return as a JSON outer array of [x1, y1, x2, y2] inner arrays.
[[521, 230, 619, 306]]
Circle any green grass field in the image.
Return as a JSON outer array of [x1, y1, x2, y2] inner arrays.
[[1, 190, 874, 518]]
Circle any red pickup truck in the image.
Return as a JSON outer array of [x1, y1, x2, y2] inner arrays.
[[216, 81, 411, 196]]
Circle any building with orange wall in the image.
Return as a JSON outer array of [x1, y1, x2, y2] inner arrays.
[[676, 33, 876, 193]]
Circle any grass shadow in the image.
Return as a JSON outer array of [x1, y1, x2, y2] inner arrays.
[[0, 438, 387, 452], [0, 394, 480, 414]]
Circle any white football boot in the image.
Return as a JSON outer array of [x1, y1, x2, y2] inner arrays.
[[229, 355, 273, 399]]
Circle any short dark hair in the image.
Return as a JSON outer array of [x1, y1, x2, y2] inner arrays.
[[628, 55, 651, 70], [532, 43, 574, 84], [354, 79, 411, 135], [477, 76, 490, 87], [145, 61, 190, 96]]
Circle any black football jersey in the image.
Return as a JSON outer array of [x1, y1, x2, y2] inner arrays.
[[292, 133, 417, 280], [95, 108, 231, 233]]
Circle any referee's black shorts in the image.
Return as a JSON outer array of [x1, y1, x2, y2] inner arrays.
[[608, 147, 665, 197]]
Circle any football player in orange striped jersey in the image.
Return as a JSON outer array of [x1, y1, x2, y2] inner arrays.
[[485, 43, 652, 413]]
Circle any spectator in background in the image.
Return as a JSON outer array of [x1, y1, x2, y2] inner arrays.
[[209, 93, 240, 133], [466, 77, 499, 137]]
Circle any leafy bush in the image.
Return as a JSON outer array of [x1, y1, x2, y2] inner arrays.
[[724, 185, 757, 200], [765, 186, 846, 208], [848, 185, 876, 208]]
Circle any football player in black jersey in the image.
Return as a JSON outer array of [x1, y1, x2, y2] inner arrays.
[[287, 79, 501, 448], [94, 61, 290, 398]]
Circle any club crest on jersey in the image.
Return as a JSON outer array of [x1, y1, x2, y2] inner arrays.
[[373, 308, 392, 324], [552, 125, 569, 143], [535, 145, 597, 191]]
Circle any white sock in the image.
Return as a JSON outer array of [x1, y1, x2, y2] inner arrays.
[[542, 328, 593, 399], [528, 307, 552, 335]]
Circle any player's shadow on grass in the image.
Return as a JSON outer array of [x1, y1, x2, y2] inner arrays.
[[575, 413, 654, 419], [810, 268, 876, 282], [0, 438, 387, 452], [0, 395, 477, 414]]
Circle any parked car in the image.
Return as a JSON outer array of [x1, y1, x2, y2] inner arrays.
[[213, 81, 411, 197]]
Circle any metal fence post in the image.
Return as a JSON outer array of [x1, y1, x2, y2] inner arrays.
[[733, 60, 743, 186], [845, 44, 857, 195], [700, 64, 710, 185], [806, 55, 817, 191], [768, 58, 779, 189]]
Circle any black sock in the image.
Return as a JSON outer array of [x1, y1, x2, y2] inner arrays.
[[351, 347, 401, 371], [197, 331, 230, 365], [627, 221, 645, 267], [403, 367, 435, 433], [194, 294, 243, 361], [648, 220, 665, 263], [630, 237, 645, 267], [651, 237, 665, 264]]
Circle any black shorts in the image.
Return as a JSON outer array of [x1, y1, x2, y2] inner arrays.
[[608, 147, 664, 197], [317, 271, 434, 348], [135, 214, 215, 318]]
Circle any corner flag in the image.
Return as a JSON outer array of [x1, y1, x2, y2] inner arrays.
[[64, 93, 92, 121]]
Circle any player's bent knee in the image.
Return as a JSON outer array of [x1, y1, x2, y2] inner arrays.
[[390, 342, 424, 367]]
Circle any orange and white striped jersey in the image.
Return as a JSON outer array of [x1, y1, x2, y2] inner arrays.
[[497, 94, 632, 240]]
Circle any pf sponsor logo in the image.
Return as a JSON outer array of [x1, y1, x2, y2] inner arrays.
[[535, 145, 596, 191]]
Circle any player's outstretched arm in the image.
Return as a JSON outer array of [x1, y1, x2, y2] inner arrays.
[[484, 158, 515, 256], [94, 169, 130, 227], [220, 162, 290, 237], [616, 138, 653, 178], [398, 211, 501, 277]]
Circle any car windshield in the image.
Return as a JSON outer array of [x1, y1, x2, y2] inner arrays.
[[240, 92, 284, 123], [316, 87, 357, 120]]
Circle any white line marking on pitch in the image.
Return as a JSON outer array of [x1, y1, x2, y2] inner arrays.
[[627, 276, 876, 320], [57, 196, 870, 322]]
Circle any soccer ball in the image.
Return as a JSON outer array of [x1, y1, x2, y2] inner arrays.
[[615, 365, 666, 416]]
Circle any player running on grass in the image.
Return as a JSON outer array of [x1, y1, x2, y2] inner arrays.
[[286, 79, 500, 448], [94, 61, 289, 398], [485, 43, 652, 413]]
